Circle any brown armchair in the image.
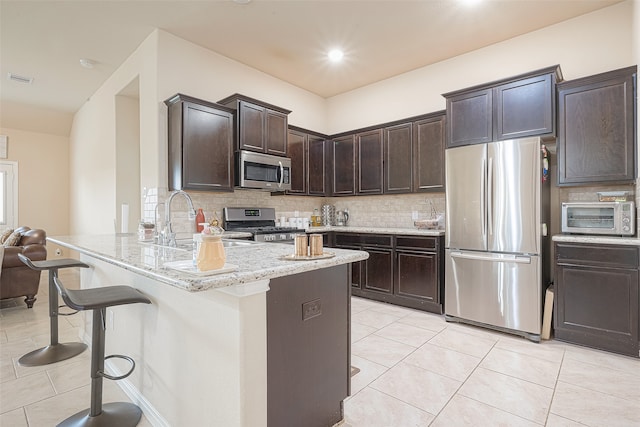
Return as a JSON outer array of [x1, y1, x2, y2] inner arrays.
[[0, 226, 47, 308]]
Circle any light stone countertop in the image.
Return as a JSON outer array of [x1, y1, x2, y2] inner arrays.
[[552, 234, 640, 246], [305, 226, 445, 237], [48, 234, 369, 292]]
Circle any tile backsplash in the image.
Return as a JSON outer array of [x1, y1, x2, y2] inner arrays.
[[144, 188, 445, 235]]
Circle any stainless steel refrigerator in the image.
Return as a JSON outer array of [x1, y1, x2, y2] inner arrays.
[[444, 137, 550, 341]]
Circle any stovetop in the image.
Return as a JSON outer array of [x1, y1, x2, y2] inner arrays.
[[226, 226, 304, 235]]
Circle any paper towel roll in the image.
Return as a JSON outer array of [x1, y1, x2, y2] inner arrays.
[[121, 203, 129, 233]]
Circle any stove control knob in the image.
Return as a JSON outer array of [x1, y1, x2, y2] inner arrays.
[[264, 235, 274, 242]]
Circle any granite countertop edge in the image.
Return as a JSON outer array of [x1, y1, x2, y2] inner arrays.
[[552, 234, 640, 246], [48, 234, 369, 293]]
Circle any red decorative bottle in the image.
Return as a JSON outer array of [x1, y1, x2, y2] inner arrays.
[[195, 208, 205, 232]]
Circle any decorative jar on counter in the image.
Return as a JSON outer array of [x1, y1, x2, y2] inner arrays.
[[195, 225, 226, 271]]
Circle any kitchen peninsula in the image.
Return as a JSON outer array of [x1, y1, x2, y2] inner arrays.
[[48, 234, 369, 427]]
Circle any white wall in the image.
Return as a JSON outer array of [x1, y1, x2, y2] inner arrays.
[[326, 0, 634, 134]]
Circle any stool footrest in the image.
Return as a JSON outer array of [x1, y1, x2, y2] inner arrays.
[[100, 354, 136, 380], [58, 304, 80, 316]]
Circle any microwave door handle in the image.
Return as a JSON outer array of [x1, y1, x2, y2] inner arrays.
[[278, 160, 284, 188]]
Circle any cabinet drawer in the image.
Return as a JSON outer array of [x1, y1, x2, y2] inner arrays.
[[395, 236, 438, 251], [334, 233, 392, 248], [556, 243, 639, 269]]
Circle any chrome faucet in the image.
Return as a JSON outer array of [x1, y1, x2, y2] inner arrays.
[[163, 190, 197, 246]]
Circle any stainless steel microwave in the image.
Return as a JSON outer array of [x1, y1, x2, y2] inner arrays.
[[235, 150, 291, 191], [561, 202, 635, 236]]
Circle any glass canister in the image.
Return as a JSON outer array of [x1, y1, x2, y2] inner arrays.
[[196, 234, 226, 271]]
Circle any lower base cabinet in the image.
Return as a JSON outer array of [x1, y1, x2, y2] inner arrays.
[[333, 233, 444, 314], [554, 242, 639, 358]]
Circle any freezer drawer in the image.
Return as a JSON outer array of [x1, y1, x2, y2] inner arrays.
[[445, 249, 542, 335]]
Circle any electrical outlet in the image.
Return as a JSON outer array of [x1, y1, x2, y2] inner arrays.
[[302, 299, 322, 321], [412, 211, 419, 220]]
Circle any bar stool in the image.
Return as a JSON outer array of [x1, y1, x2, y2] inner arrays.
[[53, 275, 151, 427], [17, 253, 90, 366]]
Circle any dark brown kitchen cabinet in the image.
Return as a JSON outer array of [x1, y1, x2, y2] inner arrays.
[[218, 93, 291, 156], [384, 123, 413, 193], [308, 136, 328, 196], [557, 66, 637, 186], [287, 127, 329, 196], [554, 242, 639, 358], [444, 65, 561, 148], [332, 232, 444, 314], [331, 135, 356, 196], [165, 93, 235, 192], [356, 129, 384, 195], [413, 113, 445, 192], [287, 129, 307, 194]]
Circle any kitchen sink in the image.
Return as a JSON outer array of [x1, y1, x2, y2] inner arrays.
[[141, 238, 260, 251]]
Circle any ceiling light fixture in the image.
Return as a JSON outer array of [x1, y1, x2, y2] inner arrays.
[[328, 49, 344, 63], [7, 73, 33, 84], [79, 58, 95, 69]]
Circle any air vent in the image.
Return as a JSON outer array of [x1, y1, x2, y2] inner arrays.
[[7, 73, 34, 84]]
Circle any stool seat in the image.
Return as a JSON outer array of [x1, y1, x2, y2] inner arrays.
[[17, 254, 90, 367], [18, 256, 89, 271], [58, 285, 151, 311]]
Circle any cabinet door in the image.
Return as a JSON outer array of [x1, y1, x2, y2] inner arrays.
[[307, 136, 328, 196], [395, 250, 439, 302], [557, 67, 636, 185], [555, 263, 639, 357], [238, 101, 265, 152], [495, 74, 554, 140], [363, 247, 394, 294], [357, 129, 384, 195], [177, 101, 234, 191], [334, 243, 362, 289], [266, 110, 288, 156], [384, 123, 412, 193], [331, 135, 356, 196], [413, 115, 445, 192], [446, 88, 493, 148], [287, 129, 306, 194]]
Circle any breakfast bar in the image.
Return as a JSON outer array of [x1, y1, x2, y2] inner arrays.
[[48, 234, 369, 427]]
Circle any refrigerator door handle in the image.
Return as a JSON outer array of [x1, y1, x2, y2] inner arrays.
[[450, 251, 532, 264], [481, 158, 487, 240], [487, 156, 493, 237]]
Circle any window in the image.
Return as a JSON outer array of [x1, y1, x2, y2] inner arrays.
[[0, 161, 18, 228]]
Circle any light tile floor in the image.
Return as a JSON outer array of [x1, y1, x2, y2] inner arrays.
[[1, 271, 639, 426], [345, 297, 640, 427]]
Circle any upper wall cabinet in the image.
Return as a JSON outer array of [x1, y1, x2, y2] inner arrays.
[[287, 127, 329, 196], [413, 113, 446, 192], [331, 134, 356, 196], [356, 129, 384, 195], [218, 94, 291, 156], [443, 65, 562, 148], [557, 66, 637, 186], [165, 94, 235, 192]]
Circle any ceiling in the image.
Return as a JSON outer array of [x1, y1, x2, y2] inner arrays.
[[0, 0, 622, 120]]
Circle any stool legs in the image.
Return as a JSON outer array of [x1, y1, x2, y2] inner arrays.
[[18, 269, 88, 366], [58, 308, 142, 427]]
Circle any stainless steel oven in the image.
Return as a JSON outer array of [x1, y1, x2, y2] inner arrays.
[[561, 201, 635, 236], [223, 207, 303, 243]]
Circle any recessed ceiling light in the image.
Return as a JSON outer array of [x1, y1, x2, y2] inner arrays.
[[79, 58, 95, 69], [7, 73, 33, 84], [459, 0, 482, 6], [328, 49, 344, 63]]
